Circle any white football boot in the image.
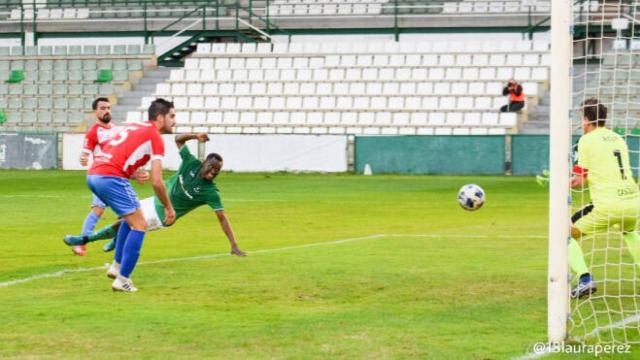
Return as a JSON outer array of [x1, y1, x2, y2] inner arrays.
[[111, 275, 138, 293]]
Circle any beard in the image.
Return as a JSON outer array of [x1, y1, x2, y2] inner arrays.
[[101, 113, 112, 124]]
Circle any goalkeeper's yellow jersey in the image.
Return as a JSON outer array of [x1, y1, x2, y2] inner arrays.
[[577, 127, 640, 209]]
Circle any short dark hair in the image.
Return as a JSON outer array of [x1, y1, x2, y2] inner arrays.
[[582, 98, 607, 126], [204, 153, 223, 165], [92, 97, 110, 110], [148, 98, 175, 121]]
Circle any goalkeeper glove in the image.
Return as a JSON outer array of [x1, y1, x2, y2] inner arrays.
[[536, 169, 550, 187]]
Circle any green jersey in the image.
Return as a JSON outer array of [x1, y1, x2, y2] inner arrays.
[[154, 146, 223, 224], [577, 127, 640, 208]]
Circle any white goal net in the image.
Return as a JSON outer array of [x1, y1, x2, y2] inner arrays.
[[568, 0, 640, 344]]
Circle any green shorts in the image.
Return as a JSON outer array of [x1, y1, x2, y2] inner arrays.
[[573, 202, 640, 234]]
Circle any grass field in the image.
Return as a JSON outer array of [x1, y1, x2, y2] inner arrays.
[[0, 169, 637, 359]]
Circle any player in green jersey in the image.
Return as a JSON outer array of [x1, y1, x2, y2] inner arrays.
[[569, 98, 640, 298], [64, 133, 246, 274]]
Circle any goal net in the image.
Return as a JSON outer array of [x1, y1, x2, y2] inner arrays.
[[561, 0, 640, 345]]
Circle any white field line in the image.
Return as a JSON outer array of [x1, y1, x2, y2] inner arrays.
[[0, 233, 546, 289]]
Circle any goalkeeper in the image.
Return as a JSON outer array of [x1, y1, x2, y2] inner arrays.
[[566, 99, 640, 298], [63, 133, 246, 270]]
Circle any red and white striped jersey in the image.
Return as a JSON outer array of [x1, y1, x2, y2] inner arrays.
[[88, 121, 165, 178], [82, 122, 120, 157]]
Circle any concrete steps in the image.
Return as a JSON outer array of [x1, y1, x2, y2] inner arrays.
[[111, 67, 172, 123]]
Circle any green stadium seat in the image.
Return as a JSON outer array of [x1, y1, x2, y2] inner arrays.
[[6, 70, 25, 83], [0, 111, 6, 125], [96, 69, 113, 83]]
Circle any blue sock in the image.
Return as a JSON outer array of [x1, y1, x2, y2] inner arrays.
[[114, 221, 131, 264], [119, 230, 145, 278], [81, 212, 100, 236]]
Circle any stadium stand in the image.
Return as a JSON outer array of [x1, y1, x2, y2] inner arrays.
[[119, 39, 550, 135], [0, 44, 156, 132]]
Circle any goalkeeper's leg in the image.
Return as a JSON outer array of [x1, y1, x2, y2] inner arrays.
[[570, 209, 597, 298]]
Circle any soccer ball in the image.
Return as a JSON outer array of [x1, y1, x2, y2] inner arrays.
[[457, 184, 485, 211]]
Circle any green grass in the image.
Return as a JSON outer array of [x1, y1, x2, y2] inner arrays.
[[0, 170, 637, 359]]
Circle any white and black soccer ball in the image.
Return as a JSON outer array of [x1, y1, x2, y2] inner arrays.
[[457, 184, 485, 211]]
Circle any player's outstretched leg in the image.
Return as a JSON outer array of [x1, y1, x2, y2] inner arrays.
[[64, 222, 121, 249], [569, 239, 597, 298]]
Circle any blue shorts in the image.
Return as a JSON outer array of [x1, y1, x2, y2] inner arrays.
[[87, 175, 140, 217], [91, 194, 107, 209]]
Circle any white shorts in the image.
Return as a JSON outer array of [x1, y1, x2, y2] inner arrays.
[[140, 197, 164, 231]]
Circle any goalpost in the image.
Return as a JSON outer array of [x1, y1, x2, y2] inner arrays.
[[550, 0, 640, 344], [548, 0, 572, 344]]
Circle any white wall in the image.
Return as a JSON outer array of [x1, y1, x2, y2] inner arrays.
[[204, 135, 348, 172], [62, 133, 197, 171]]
